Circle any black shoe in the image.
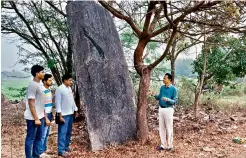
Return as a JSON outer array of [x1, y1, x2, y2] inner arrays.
[[167, 148, 174, 152], [156, 146, 165, 151], [65, 149, 71, 153]]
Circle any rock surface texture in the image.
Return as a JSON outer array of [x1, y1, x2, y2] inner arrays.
[[67, 1, 136, 150]]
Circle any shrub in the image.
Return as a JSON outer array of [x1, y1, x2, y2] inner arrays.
[[176, 76, 196, 107]]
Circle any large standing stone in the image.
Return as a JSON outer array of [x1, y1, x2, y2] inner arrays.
[[66, 1, 136, 150]]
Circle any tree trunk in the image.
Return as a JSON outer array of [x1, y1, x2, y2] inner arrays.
[[50, 67, 62, 86], [171, 59, 175, 84], [136, 67, 151, 144], [134, 38, 148, 75], [133, 38, 149, 144], [66, 33, 73, 75], [194, 83, 201, 118], [194, 49, 207, 119]]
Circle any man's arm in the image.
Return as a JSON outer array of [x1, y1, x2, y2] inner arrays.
[[44, 110, 51, 126], [167, 88, 178, 105], [28, 99, 39, 121], [74, 103, 78, 112], [55, 88, 65, 123], [154, 94, 160, 100], [55, 89, 62, 113], [153, 86, 162, 100], [71, 88, 79, 118], [27, 84, 41, 125], [73, 102, 79, 119]]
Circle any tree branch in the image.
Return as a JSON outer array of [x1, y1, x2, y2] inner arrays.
[[149, 28, 178, 69], [45, 1, 67, 17], [174, 40, 202, 60], [1, 26, 41, 50], [151, 1, 208, 38], [183, 19, 246, 33], [99, 1, 141, 37], [9, 1, 49, 59], [142, 1, 157, 36], [162, 1, 176, 28], [149, 5, 163, 33], [32, 1, 67, 72]]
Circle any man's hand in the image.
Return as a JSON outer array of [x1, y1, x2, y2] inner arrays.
[[59, 116, 65, 123], [45, 118, 51, 126], [162, 97, 169, 102], [35, 119, 41, 126], [151, 91, 155, 96], [75, 111, 79, 119]]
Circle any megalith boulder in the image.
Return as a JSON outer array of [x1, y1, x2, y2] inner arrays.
[[67, 1, 136, 150]]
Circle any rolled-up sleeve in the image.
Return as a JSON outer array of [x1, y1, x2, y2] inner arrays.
[[74, 103, 78, 111], [154, 94, 160, 100], [55, 88, 62, 113]]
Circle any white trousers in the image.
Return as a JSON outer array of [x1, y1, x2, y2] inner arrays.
[[158, 107, 174, 149]]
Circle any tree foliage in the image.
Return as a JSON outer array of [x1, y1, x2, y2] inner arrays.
[[1, 1, 71, 85], [193, 34, 246, 86]]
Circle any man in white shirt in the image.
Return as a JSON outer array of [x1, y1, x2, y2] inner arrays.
[[24, 65, 45, 158], [55, 74, 78, 157]]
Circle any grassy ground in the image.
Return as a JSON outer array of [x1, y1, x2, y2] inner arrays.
[[1, 79, 31, 101]]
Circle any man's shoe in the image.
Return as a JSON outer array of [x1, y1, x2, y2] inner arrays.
[[167, 148, 175, 152], [156, 146, 165, 151]]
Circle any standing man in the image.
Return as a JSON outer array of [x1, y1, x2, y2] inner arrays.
[[25, 65, 45, 158], [40, 74, 53, 156], [152, 73, 177, 151], [55, 74, 78, 157]]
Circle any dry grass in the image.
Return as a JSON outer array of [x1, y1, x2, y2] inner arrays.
[[2, 101, 246, 158]]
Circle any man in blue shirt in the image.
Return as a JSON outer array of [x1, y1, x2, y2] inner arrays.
[[40, 74, 53, 156], [152, 73, 177, 151]]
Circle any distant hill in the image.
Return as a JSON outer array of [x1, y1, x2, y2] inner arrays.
[[1, 71, 31, 80]]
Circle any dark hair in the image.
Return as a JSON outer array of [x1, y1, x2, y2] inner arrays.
[[62, 74, 73, 82], [165, 73, 173, 81], [31, 65, 44, 77], [42, 74, 52, 83]]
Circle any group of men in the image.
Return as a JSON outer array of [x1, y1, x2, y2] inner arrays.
[[24, 64, 177, 158], [24, 65, 78, 158]]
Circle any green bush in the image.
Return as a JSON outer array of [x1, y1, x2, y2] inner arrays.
[[221, 84, 244, 97], [176, 76, 196, 107]]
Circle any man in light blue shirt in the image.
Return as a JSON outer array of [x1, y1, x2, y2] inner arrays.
[[152, 73, 177, 151], [40, 74, 53, 156], [55, 74, 78, 157]]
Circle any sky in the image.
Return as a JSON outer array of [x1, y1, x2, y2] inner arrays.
[[1, 36, 28, 72], [1, 31, 200, 73]]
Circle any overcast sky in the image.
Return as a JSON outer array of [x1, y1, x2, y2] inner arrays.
[[1, 36, 28, 72], [1, 34, 200, 72]]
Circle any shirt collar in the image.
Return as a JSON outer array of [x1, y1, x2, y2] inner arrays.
[[164, 84, 172, 88], [43, 85, 51, 90], [62, 84, 70, 88]]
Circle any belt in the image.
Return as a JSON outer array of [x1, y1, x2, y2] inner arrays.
[[160, 106, 173, 108]]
